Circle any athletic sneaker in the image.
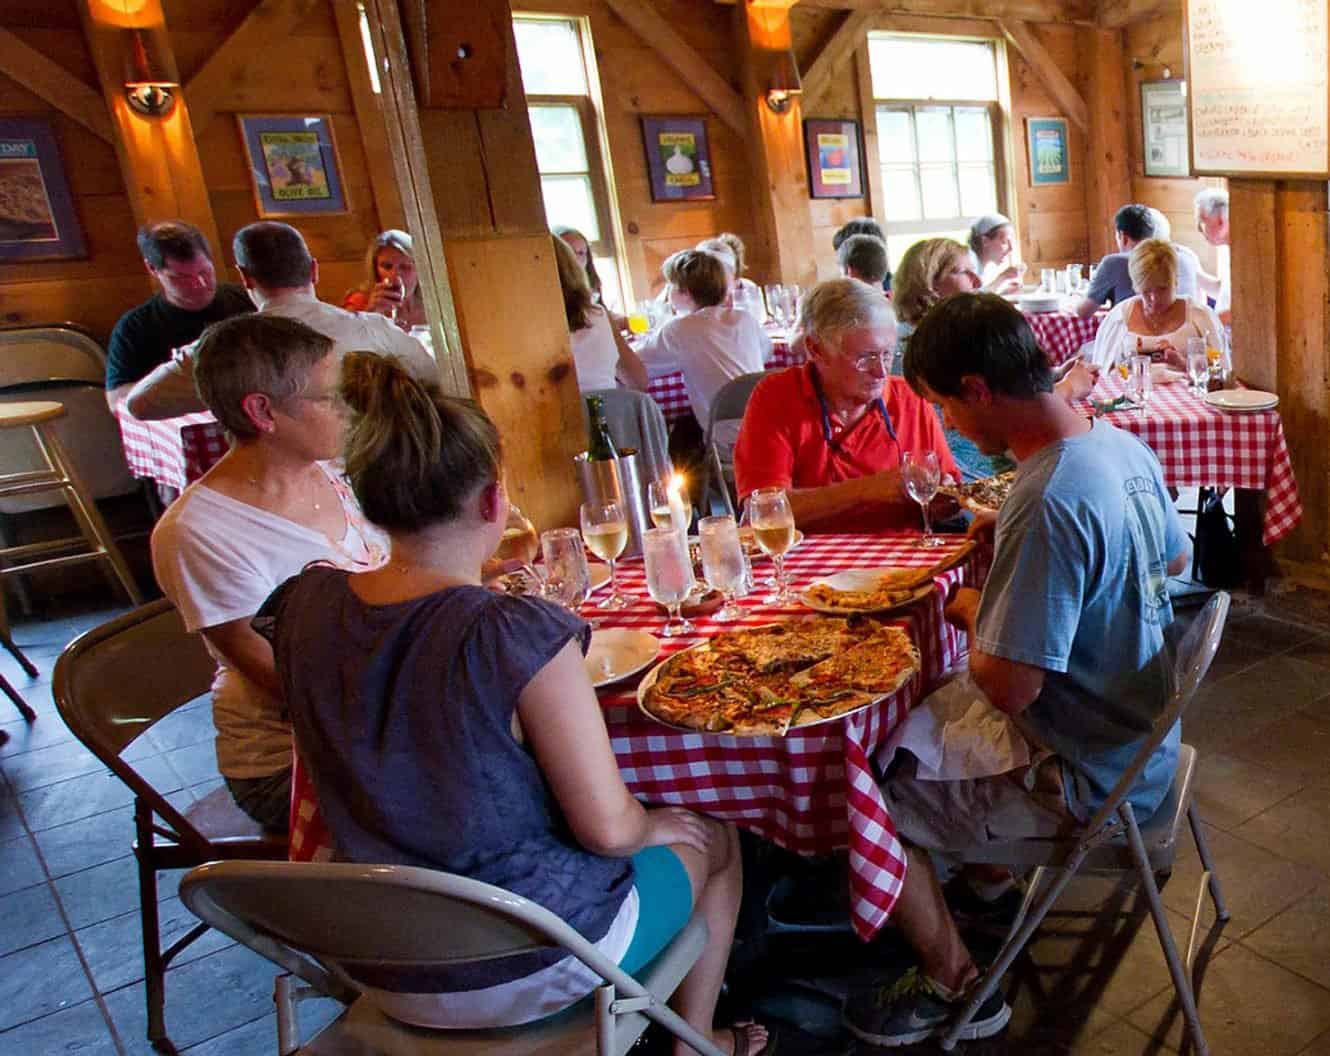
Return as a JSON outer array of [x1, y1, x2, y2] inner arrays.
[[842, 966, 1011, 1047]]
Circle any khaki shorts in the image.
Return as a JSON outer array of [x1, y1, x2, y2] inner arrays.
[[881, 754, 1074, 854]]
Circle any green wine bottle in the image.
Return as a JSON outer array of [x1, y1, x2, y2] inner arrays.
[[586, 396, 620, 461]]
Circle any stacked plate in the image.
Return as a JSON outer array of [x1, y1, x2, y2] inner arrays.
[[1017, 292, 1062, 314], [1204, 390, 1279, 413]]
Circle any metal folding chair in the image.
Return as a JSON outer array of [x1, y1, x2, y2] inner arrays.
[[700, 371, 768, 518], [180, 860, 726, 1056], [941, 591, 1232, 1055]]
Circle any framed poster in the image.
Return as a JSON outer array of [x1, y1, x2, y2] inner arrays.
[[1026, 117, 1070, 185], [1142, 80, 1191, 177], [804, 118, 864, 199], [640, 116, 714, 202], [0, 117, 86, 262], [236, 114, 349, 217]]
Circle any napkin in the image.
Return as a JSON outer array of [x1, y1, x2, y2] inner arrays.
[[878, 672, 1031, 781]]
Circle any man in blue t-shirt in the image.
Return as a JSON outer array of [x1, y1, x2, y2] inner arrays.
[[843, 293, 1189, 1049], [1072, 202, 1199, 318]]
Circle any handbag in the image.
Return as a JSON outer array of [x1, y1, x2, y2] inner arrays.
[[1193, 487, 1240, 588]]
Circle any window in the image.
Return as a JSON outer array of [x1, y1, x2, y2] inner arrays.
[[867, 36, 1006, 267], [514, 15, 625, 312]]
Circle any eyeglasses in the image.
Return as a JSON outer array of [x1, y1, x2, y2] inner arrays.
[[846, 349, 894, 374]]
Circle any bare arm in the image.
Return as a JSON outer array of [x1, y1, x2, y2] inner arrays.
[[612, 326, 649, 391], [1071, 295, 1101, 321], [106, 383, 134, 413], [782, 467, 908, 527], [1166, 547, 1189, 578], [126, 357, 205, 420], [200, 617, 283, 698]]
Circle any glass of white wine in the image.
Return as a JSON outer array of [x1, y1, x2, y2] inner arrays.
[[648, 477, 692, 533], [699, 515, 745, 622], [643, 526, 695, 637], [539, 528, 592, 614], [748, 486, 797, 605], [902, 451, 944, 549], [580, 501, 631, 610]]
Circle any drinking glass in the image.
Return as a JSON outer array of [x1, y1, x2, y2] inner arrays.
[[699, 515, 745, 621], [1040, 268, 1057, 293], [647, 478, 692, 533], [580, 501, 631, 609], [902, 450, 944, 548], [643, 526, 695, 636], [763, 284, 787, 328], [1131, 354, 1153, 416], [495, 503, 539, 566], [1186, 337, 1209, 397], [539, 528, 591, 614], [748, 487, 797, 604]]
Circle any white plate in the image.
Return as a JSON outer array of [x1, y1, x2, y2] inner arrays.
[[588, 562, 612, 592], [586, 628, 660, 689], [799, 568, 935, 615], [1017, 294, 1062, 314], [1205, 389, 1278, 413]]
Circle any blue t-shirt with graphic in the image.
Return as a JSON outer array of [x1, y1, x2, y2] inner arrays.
[[975, 419, 1187, 822]]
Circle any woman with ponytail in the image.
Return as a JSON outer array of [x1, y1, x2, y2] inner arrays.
[[254, 353, 768, 1054]]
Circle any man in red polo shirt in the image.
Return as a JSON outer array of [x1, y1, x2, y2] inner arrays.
[[734, 278, 958, 534]]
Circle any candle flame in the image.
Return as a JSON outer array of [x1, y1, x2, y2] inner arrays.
[[668, 473, 685, 494]]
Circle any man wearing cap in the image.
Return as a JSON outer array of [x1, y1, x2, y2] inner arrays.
[[967, 214, 1023, 295]]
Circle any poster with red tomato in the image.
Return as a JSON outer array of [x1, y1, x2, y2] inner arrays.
[[805, 119, 863, 199]]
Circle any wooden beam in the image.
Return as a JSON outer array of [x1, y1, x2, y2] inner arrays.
[[854, 37, 886, 222], [184, 0, 323, 138], [1080, 26, 1130, 259], [998, 19, 1089, 132], [0, 28, 114, 143], [1097, 0, 1178, 29], [798, 0, 1095, 22], [802, 11, 872, 104], [330, 0, 405, 232], [76, 0, 219, 254], [602, 0, 749, 139]]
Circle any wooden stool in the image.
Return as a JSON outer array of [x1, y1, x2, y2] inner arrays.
[[0, 402, 144, 632]]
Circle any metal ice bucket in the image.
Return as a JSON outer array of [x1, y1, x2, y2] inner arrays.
[[574, 448, 650, 558]]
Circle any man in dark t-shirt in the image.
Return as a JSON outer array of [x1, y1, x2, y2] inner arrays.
[[105, 220, 254, 409]]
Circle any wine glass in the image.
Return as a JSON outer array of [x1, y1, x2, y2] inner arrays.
[[647, 477, 692, 533], [495, 503, 540, 575], [902, 451, 944, 549], [1131, 354, 1153, 416], [580, 501, 631, 609], [699, 515, 745, 622], [643, 526, 695, 636], [1186, 338, 1209, 397], [748, 487, 797, 604], [539, 528, 591, 614], [763, 284, 787, 328]]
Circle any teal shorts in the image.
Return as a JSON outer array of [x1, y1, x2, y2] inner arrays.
[[618, 846, 694, 974]]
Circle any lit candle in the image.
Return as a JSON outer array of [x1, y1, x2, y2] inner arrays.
[[667, 473, 688, 536]]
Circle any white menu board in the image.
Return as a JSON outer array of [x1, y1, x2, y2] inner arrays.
[[1186, 0, 1330, 177]]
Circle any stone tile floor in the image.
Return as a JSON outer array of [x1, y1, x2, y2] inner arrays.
[[2, 586, 1330, 1054]]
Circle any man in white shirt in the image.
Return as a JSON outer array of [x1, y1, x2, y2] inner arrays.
[[126, 221, 434, 419], [1193, 188, 1231, 326]]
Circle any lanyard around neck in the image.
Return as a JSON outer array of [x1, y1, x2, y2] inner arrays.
[[809, 364, 896, 452]]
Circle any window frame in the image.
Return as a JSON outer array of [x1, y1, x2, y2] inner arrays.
[[527, 95, 617, 261]]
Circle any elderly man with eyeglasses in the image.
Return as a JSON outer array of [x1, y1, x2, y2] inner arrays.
[[733, 278, 959, 534]]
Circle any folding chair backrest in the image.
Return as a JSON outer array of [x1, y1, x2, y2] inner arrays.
[[0, 324, 107, 387], [1081, 591, 1230, 835], [704, 371, 768, 445], [583, 387, 671, 482], [53, 598, 219, 849], [181, 861, 642, 993]]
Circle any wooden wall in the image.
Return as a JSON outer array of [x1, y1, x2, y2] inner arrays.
[[527, 0, 762, 303], [0, 0, 385, 345]]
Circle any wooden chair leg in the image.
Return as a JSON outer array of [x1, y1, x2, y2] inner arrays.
[[0, 673, 35, 721]]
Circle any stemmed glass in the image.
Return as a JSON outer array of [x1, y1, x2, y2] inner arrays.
[[902, 451, 944, 549], [748, 487, 797, 604], [647, 477, 692, 533], [539, 528, 592, 614], [643, 526, 695, 637], [580, 501, 631, 610], [699, 515, 745, 621]]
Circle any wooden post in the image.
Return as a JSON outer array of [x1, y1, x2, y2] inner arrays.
[[736, 0, 818, 289], [1079, 26, 1130, 260], [76, 0, 220, 256]]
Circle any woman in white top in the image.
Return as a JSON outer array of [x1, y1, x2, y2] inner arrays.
[[151, 314, 388, 830], [967, 213, 1024, 295], [1091, 239, 1226, 373], [554, 235, 647, 393]]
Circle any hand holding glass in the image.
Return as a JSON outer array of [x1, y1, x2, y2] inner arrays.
[[580, 501, 631, 609], [748, 487, 797, 604], [539, 528, 591, 613], [699, 515, 745, 621], [902, 451, 944, 548], [643, 527, 695, 636]]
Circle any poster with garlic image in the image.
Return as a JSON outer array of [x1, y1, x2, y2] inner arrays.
[[642, 116, 715, 201]]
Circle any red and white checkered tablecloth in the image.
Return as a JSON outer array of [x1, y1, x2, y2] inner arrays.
[[1023, 310, 1105, 368], [115, 408, 228, 491], [1075, 377, 1302, 545], [288, 533, 983, 941], [647, 333, 798, 425]]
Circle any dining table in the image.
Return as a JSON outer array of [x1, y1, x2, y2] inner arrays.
[[1022, 309, 1105, 368], [1074, 374, 1301, 547], [287, 531, 985, 941], [114, 407, 229, 492]]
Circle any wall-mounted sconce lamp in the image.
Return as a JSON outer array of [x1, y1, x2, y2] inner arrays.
[[765, 49, 802, 114], [123, 29, 177, 117]]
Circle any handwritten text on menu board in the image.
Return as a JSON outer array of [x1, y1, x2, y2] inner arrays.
[[1187, 0, 1328, 176]]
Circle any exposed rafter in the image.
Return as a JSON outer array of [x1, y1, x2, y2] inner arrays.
[[0, 28, 114, 143], [801, 10, 872, 103], [795, 0, 1095, 24], [1097, 0, 1179, 29], [998, 18, 1090, 132]]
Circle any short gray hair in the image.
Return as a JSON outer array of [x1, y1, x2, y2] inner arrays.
[[798, 278, 894, 350], [1194, 188, 1228, 222]]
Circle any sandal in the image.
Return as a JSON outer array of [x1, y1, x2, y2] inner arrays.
[[729, 1022, 777, 1056]]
